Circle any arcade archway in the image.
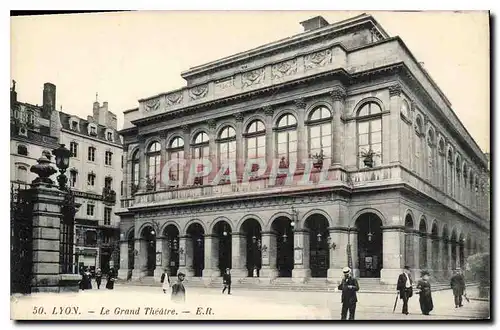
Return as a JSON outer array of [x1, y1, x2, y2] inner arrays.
[[355, 213, 383, 278], [187, 223, 205, 277], [304, 214, 329, 278], [271, 217, 294, 277], [212, 220, 232, 276], [164, 224, 180, 276], [140, 225, 156, 276], [241, 219, 262, 277]]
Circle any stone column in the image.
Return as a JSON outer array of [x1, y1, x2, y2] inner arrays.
[[327, 227, 348, 281], [437, 238, 445, 280], [159, 130, 168, 190], [389, 84, 402, 165], [202, 234, 219, 281], [29, 185, 79, 292], [132, 238, 146, 279], [426, 235, 433, 271], [138, 136, 147, 192], [117, 240, 129, 280], [207, 119, 217, 184], [153, 237, 165, 280], [260, 231, 278, 280], [455, 243, 461, 269], [295, 98, 307, 168], [177, 235, 194, 277], [447, 241, 452, 277], [350, 229, 359, 277], [234, 113, 244, 177], [231, 233, 247, 279], [331, 87, 346, 166], [263, 106, 274, 169], [292, 229, 310, 282], [122, 149, 129, 197], [412, 231, 420, 277], [380, 226, 404, 284], [182, 125, 191, 186]]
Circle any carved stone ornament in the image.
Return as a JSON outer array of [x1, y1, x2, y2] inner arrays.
[[166, 92, 183, 106], [294, 98, 306, 109], [242, 68, 265, 88], [144, 98, 160, 112], [189, 84, 209, 101], [234, 112, 244, 122], [330, 88, 347, 102], [389, 84, 402, 97], [263, 106, 274, 117], [182, 125, 190, 133], [304, 49, 332, 71], [207, 119, 217, 130], [271, 59, 297, 79], [410, 101, 416, 112]]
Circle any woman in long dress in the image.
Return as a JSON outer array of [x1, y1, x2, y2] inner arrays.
[[106, 267, 116, 290], [161, 268, 171, 293], [416, 270, 434, 315]]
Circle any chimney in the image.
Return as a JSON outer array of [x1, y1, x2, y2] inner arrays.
[[10, 80, 17, 107], [42, 82, 56, 118], [300, 16, 329, 32]]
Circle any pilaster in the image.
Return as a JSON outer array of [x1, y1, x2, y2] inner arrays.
[[231, 233, 247, 279], [295, 98, 307, 168], [117, 240, 129, 280], [202, 234, 219, 280], [291, 229, 310, 282], [380, 226, 404, 284], [260, 231, 278, 280], [327, 227, 348, 280], [178, 235, 194, 277], [263, 106, 274, 168], [138, 136, 147, 192], [389, 84, 402, 165], [331, 87, 346, 166]]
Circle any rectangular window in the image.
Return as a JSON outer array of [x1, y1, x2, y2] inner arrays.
[[107, 132, 113, 141], [70, 142, 78, 158], [70, 171, 77, 187], [71, 121, 78, 130], [88, 147, 95, 161], [105, 151, 113, 166], [105, 177, 112, 190], [87, 204, 95, 216], [90, 126, 97, 135], [104, 207, 112, 226], [87, 173, 95, 186], [120, 181, 123, 195]]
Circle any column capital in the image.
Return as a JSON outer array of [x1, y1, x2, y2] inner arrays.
[[179, 234, 191, 239], [328, 226, 352, 233], [206, 118, 217, 131], [330, 87, 347, 102], [262, 105, 274, 117], [230, 232, 246, 238], [158, 130, 168, 139], [182, 124, 190, 133], [233, 112, 244, 122], [293, 228, 310, 234], [381, 225, 405, 232], [138, 135, 147, 145], [261, 230, 278, 236], [388, 84, 402, 97], [294, 98, 307, 109]]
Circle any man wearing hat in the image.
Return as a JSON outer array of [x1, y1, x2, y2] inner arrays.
[[450, 268, 466, 308], [171, 272, 186, 303], [337, 267, 360, 320], [222, 268, 232, 295], [396, 266, 413, 315]]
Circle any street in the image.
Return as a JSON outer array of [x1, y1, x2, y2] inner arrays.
[[11, 282, 489, 320]]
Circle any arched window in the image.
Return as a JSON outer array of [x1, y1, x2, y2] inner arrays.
[[245, 120, 266, 161], [192, 132, 210, 185], [438, 139, 445, 189], [218, 126, 236, 167], [447, 149, 454, 194], [426, 129, 435, 181], [168, 137, 184, 186], [147, 141, 161, 191], [17, 144, 28, 156], [17, 166, 28, 183], [308, 106, 332, 161], [414, 116, 423, 174], [357, 102, 382, 168], [275, 114, 298, 165], [131, 150, 140, 194]]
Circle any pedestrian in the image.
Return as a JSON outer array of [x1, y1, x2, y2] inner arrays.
[[416, 270, 434, 315], [450, 268, 466, 308], [82, 268, 92, 290], [396, 265, 413, 315], [222, 268, 232, 295], [171, 272, 186, 303], [337, 267, 359, 320], [106, 267, 116, 290], [95, 268, 102, 289], [161, 268, 171, 294]]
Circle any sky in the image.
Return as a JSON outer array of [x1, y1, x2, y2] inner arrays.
[[10, 10, 490, 152]]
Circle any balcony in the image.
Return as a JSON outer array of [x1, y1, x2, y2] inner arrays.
[[102, 187, 117, 204]]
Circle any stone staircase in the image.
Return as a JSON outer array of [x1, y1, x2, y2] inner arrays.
[[119, 276, 461, 293]]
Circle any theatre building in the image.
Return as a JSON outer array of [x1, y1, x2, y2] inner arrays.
[[116, 14, 490, 285]]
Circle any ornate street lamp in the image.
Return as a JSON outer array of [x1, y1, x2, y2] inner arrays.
[[223, 224, 228, 237], [367, 216, 373, 242], [52, 144, 72, 191]]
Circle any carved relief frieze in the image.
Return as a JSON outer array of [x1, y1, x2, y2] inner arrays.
[[271, 59, 297, 80], [165, 92, 183, 106], [189, 84, 209, 101], [144, 98, 160, 112], [242, 68, 266, 88], [214, 77, 234, 93], [304, 49, 332, 71]]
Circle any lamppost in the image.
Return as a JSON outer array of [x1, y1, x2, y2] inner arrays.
[[52, 144, 72, 191]]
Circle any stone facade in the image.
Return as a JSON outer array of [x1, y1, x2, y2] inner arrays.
[[117, 14, 490, 285]]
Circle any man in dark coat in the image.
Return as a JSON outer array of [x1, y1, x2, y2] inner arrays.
[[396, 266, 413, 315], [450, 269, 466, 308], [171, 272, 186, 303], [222, 268, 232, 295], [337, 267, 360, 320]]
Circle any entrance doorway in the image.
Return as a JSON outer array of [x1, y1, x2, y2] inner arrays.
[[355, 213, 383, 278], [127, 231, 135, 280], [272, 217, 294, 278], [213, 221, 232, 276], [141, 226, 156, 276], [187, 223, 204, 277], [164, 224, 180, 276], [241, 219, 262, 277], [305, 214, 329, 278]]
